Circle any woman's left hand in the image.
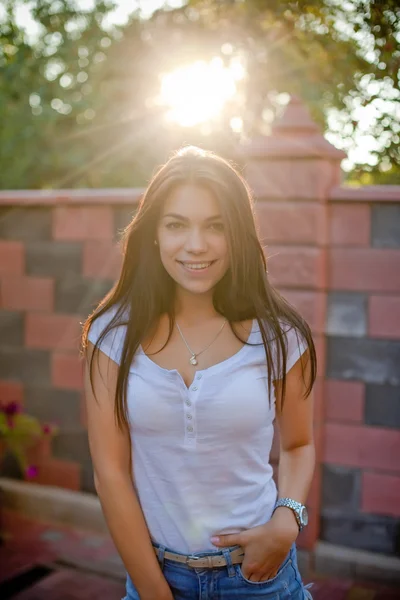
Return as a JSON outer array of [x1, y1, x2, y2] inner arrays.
[[210, 509, 299, 582]]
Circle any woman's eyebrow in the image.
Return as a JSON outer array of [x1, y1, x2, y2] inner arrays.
[[163, 213, 188, 221], [163, 213, 222, 221]]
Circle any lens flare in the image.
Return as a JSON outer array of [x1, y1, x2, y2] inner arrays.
[[160, 58, 242, 127]]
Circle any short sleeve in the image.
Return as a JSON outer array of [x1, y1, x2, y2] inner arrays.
[[275, 324, 308, 378], [87, 305, 127, 365]]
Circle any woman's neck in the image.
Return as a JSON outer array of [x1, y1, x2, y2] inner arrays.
[[174, 287, 220, 326]]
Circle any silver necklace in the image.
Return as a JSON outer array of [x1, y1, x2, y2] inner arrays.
[[176, 319, 227, 366]]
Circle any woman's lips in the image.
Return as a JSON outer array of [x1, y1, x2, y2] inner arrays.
[[178, 260, 216, 273]]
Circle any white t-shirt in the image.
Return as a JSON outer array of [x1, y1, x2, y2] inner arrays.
[[88, 306, 307, 554]]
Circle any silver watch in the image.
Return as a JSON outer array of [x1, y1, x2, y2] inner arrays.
[[273, 498, 308, 531]]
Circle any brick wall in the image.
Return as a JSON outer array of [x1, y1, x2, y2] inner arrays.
[[0, 194, 140, 492], [323, 189, 400, 556], [1, 98, 399, 557]]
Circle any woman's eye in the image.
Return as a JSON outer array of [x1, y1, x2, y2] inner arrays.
[[210, 222, 224, 231], [166, 222, 183, 230]]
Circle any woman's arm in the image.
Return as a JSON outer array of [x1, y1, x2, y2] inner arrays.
[[211, 350, 315, 581], [272, 349, 316, 531], [84, 343, 173, 600]]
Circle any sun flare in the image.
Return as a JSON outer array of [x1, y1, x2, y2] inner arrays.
[[160, 57, 244, 127]]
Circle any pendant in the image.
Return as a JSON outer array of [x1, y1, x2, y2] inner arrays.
[[189, 355, 198, 366]]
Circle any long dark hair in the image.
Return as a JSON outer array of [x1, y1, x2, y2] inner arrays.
[[81, 146, 317, 428]]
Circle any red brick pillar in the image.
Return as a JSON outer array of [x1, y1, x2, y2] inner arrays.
[[240, 96, 346, 550]]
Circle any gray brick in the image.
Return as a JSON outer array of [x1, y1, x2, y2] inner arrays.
[[0, 207, 51, 241], [52, 428, 95, 493], [53, 428, 90, 463], [0, 311, 24, 346], [24, 387, 81, 429], [320, 510, 400, 555], [81, 456, 96, 494], [55, 275, 112, 316], [0, 347, 50, 384], [372, 205, 400, 248], [0, 451, 22, 479], [327, 337, 400, 385], [322, 465, 360, 511], [365, 384, 400, 429], [26, 241, 82, 277], [326, 293, 367, 337]]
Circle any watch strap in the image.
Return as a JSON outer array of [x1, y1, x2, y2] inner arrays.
[[273, 497, 305, 530]]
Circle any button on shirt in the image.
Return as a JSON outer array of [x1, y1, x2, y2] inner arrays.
[[88, 307, 307, 554]]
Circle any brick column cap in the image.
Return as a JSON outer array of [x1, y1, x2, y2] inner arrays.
[[240, 96, 346, 160]]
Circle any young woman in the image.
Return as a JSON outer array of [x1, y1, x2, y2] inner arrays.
[[82, 146, 316, 600]]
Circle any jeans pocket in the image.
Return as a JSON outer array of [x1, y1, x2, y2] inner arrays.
[[235, 552, 292, 586]]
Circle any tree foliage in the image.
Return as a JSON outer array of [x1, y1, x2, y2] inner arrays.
[[0, 0, 399, 189]]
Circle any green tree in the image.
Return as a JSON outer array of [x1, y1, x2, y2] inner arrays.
[[0, 0, 399, 189], [182, 0, 400, 177]]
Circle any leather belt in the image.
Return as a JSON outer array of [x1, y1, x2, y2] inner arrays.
[[153, 546, 244, 569]]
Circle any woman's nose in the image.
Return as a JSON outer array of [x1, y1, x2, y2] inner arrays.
[[185, 228, 208, 253]]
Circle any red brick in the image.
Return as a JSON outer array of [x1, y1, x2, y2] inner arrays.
[[26, 436, 52, 463], [82, 241, 122, 279], [361, 471, 400, 518], [329, 204, 370, 246], [52, 352, 84, 390], [256, 202, 327, 245], [245, 157, 340, 201], [1, 276, 54, 311], [0, 380, 24, 405], [280, 289, 326, 334], [329, 249, 400, 292], [324, 423, 400, 472], [1, 508, 50, 540], [27, 458, 81, 490], [25, 313, 82, 351], [52, 206, 113, 241], [369, 295, 400, 339], [325, 379, 365, 423], [267, 246, 326, 289], [0, 241, 24, 275]]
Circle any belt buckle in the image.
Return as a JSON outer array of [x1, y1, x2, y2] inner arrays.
[[186, 553, 202, 566]]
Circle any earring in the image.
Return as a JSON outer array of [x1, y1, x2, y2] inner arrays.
[[154, 240, 158, 246]]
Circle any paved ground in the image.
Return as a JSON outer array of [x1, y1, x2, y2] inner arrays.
[[0, 509, 399, 599]]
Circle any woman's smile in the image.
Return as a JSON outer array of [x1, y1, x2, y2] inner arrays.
[[178, 259, 217, 274]]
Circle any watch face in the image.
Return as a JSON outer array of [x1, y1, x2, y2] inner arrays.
[[300, 506, 309, 526]]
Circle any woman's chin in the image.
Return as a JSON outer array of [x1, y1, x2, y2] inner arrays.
[[175, 278, 216, 296]]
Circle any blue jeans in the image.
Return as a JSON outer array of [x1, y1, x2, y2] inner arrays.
[[123, 543, 313, 599]]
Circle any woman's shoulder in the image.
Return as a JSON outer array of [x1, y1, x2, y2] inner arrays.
[[87, 302, 130, 365], [253, 317, 305, 343], [253, 317, 308, 375]]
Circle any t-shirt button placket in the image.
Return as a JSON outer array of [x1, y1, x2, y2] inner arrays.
[[185, 376, 201, 440]]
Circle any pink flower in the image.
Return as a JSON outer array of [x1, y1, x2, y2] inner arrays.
[[25, 465, 39, 479], [2, 401, 22, 416], [42, 424, 52, 434]]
